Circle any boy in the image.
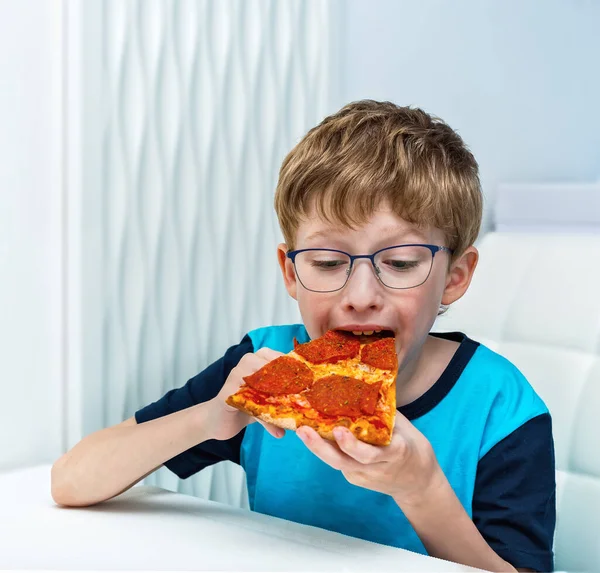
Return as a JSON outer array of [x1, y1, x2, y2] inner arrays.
[[52, 101, 555, 572]]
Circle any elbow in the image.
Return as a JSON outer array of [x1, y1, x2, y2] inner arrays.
[[51, 456, 75, 506], [51, 456, 93, 507]]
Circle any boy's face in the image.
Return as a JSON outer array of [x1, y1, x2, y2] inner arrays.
[[277, 204, 478, 373]]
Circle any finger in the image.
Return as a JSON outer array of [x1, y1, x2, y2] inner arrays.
[[255, 347, 285, 361], [296, 426, 360, 472], [236, 348, 285, 379], [332, 426, 389, 464], [391, 411, 427, 448], [237, 352, 269, 371], [257, 419, 285, 439]]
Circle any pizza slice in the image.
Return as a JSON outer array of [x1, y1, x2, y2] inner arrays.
[[226, 330, 398, 446]]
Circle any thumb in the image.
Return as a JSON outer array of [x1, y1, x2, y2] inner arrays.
[[393, 410, 420, 436], [255, 347, 286, 361]]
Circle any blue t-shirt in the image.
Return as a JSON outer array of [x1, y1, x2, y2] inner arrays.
[[136, 325, 556, 571]]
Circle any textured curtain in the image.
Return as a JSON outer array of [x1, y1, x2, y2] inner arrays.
[[87, 0, 333, 506]]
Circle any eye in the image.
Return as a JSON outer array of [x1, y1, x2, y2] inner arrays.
[[310, 259, 347, 269], [381, 258, 419, 271]]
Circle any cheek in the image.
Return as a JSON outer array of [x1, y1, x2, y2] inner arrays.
[[396, 294, 427, 328], [297, 289, 325, 326], [395, 283, 442, 332], [295, 291, 331, 335]]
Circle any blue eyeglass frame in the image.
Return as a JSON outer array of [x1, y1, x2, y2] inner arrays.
[[286, 244, 454, 292]]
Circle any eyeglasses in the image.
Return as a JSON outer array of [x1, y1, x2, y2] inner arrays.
[[286, 244, 453, 293]]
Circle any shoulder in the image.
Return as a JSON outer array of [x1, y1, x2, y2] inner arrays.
[[430, 335, 555, 569], [247, 323, 309, 354], [464, 341, 550, 457]]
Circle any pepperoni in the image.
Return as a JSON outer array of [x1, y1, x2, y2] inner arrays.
[[294, 330, 360, 364], [359, 380, 383, 415], [305, 374, 382, 417], [360, 337, 397, 370], [243, 356, 314, 395]]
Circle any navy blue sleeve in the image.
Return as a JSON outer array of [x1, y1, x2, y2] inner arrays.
[[135, 334, 254, 479], [473, 413, 556, 572]]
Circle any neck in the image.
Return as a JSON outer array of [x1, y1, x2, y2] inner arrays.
[[395, 335, 459, 407]]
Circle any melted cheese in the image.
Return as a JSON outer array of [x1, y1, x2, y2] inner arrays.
[[289, 350, 395, 389]]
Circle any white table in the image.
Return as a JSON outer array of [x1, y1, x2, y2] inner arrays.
[[0, 465, 481, 571]]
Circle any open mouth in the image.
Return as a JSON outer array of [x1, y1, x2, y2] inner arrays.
[[335, 328, 395, 342]]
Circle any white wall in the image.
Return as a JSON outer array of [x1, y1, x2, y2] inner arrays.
[[71, 0, 332, 504], [0, 0, 64, 468], [338, 0, 600, 231]]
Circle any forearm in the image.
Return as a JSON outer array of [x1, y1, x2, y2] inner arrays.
[[396, 472, 515, 572], [51, 400, 216, 507]]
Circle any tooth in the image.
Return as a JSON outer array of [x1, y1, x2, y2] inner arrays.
[[374, 329, 381, 333], [352, 331, 362, 335], [363, 330, 374, 335]]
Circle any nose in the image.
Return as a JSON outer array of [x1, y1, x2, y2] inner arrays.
[[340, 259, 384, 312]]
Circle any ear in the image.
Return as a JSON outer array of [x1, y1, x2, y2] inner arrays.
[[277, 243, 298, 300], [441, 246, 479, 305]]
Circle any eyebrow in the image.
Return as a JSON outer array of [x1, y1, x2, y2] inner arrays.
[[304, 226, 428, 244], [304, 230, 335, 242]]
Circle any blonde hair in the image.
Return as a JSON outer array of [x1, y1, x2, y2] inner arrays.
[[274, 100, 482, 257]]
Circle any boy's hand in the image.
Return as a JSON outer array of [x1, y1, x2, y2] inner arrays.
[[210, 348, 286, 441], [296, 412, 444, 507]]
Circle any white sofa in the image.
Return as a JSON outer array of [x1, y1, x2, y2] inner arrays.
[[436, 196, 600, 571]]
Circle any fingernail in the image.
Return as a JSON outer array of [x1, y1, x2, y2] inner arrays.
[[297, 429, 308, 443], [333, 427, 345, 440]]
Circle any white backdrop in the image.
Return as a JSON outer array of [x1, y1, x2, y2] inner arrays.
[[339, 0, 600, 233], [66, 0, 335, 504], [0, 0, 64, 470]]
